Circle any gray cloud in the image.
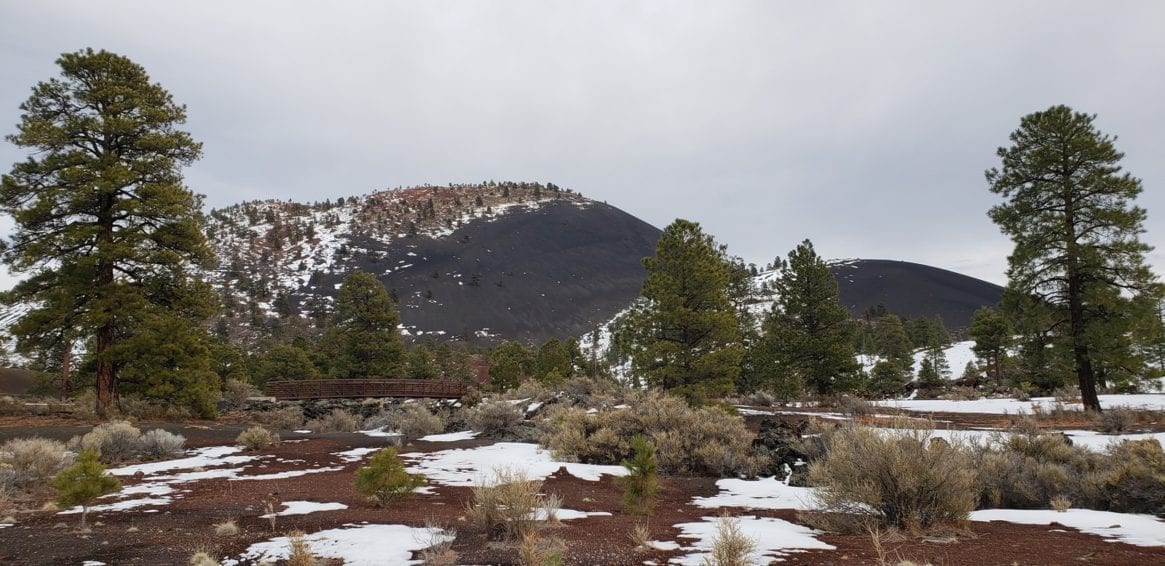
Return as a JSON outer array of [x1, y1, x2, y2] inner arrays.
[[2, 1, 1164, 287]]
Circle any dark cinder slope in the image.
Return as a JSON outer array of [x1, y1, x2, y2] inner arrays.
[[330, 200, 660, 343], [829, 259, 1003, 330]]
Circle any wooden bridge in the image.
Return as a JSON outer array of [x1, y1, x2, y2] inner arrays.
[[263, 379, 468, 401]]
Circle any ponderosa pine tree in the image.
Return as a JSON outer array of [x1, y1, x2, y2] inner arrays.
[[760, 240, 859, 395], [987, 105, 1162, 411], [622, 219, 742, 402], [968, 306, 1011, 385], [0, 49, 217, 417], [319, 271, 405, 378]]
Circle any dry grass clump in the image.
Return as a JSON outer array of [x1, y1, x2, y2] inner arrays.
[[466, 467, 545, 541], [703, 514, 756, 566], [305, 408, 361, 433], [540, 390, 761, 476], [287, 530, 317, 566], [805, 423, 977, 533], [140, 428, 186, 459], [518, 530, 565, 566], [236, 426, 280, 451], [418, 520, 458, 566], [466, 399, 525, 437], [0, 437, 73, 490], [189, 551, 221, 566], [214, 518, 240, 536], [256, 405, 306, 430], [396, 403, 445, 439]]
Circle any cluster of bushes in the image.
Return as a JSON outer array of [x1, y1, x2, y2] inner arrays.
[[63, 421, 186, 463], [541, 389, 761, 476], [800, 421, 1165, 533]]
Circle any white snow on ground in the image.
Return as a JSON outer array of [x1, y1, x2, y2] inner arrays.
[[336, 447, 379, 462], [109, 446, 257, 476], [691, 477, 820, 511], [877, 394, 1165, 414], [232, 466, 344, 481], [419, 430, 480, 442], [530, 508, 613, 521], [230, 523, 453, 566], [403, 442, 627, 486], [670, 515, 834, 565], [971, 509, 1165, 547], [359, 427, 404, 439], [260, 501, 348, 518], [1055, 430, 1165, 452]]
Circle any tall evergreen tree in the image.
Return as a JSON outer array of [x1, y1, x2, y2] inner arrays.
[[0, 49, 216, 417], [760, 240, 859, 395], [319, 271, 405, 378], [621, 219, 742, 402], [968, 306, 1011, 385], [987, 105, 1162, 411]]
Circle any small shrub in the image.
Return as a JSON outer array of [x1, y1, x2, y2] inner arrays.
[[466, 399, 524, 437], [74, 421, 143, 463], [1, 437, 73, 490], [362, 410, 395, 431], [287, 530, 317, 566], [418, 520, 458, 566], [189, 551, 221, 566], [396, 403, 444, 439], [944, 386, 981, 401], [214, 519, 239, 536], [835, 395, 873, 417], [236, 426, 280, 451], [353, 447, 426, 507], [258, 405, 306, 430], [703, 514, 756, 566], [305, 408, 361, 433], [518, 531, 565, 566], [53, 448, 121, 530], [223, 378, 260, 405], [807, 424, 978, 532], [1050, 495, 1072, 512], [619, 436, 660, 515], [467, 467, 543, 541], [140, 429, 186, 459], [1052, 385, 1079, 404], [1100, 439, 1165, 515], [1095, 408, 1135, 434]]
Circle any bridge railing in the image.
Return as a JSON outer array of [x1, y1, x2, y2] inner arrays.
[[264, 379, 468, 400]]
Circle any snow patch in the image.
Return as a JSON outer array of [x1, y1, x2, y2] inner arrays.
[[971, 509, 1165, 547]]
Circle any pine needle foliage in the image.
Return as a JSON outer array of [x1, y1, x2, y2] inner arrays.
[[619, 435, 660, 515], [53, 448, 120, 530], [353, 447, 425, 507]]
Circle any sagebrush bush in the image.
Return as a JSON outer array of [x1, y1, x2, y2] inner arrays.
[[466, 399, 525, 437], [704, 514, 756, 566], [362, 410, 395, 431], [73, 421, 143, 463], [305, 408, 361, 433], [1095, 408, 1135, 434], [222, 378, 260, 406], [396, 403, 444, 439], [0, 437, 73, 490], [807, 424, 978, 533], [236, 426, 280, 451], [257, 405, 306, 430], [541, 390, 760, 476], [467, 467, 544, 541], [353, 447, 425, 507], [1099, 439, 1165, 515], [140, 429, 186, 459], [559, 375, 631, 408]]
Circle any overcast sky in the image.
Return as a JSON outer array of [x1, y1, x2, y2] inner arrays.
[[2, 1, 1164, 288]]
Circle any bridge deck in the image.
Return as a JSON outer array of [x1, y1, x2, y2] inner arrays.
[[264, 379, 468, 400]]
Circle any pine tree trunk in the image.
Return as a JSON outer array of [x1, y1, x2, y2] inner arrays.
[[95, 324, 115, 418], [1069, 274, 1102, 413]]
